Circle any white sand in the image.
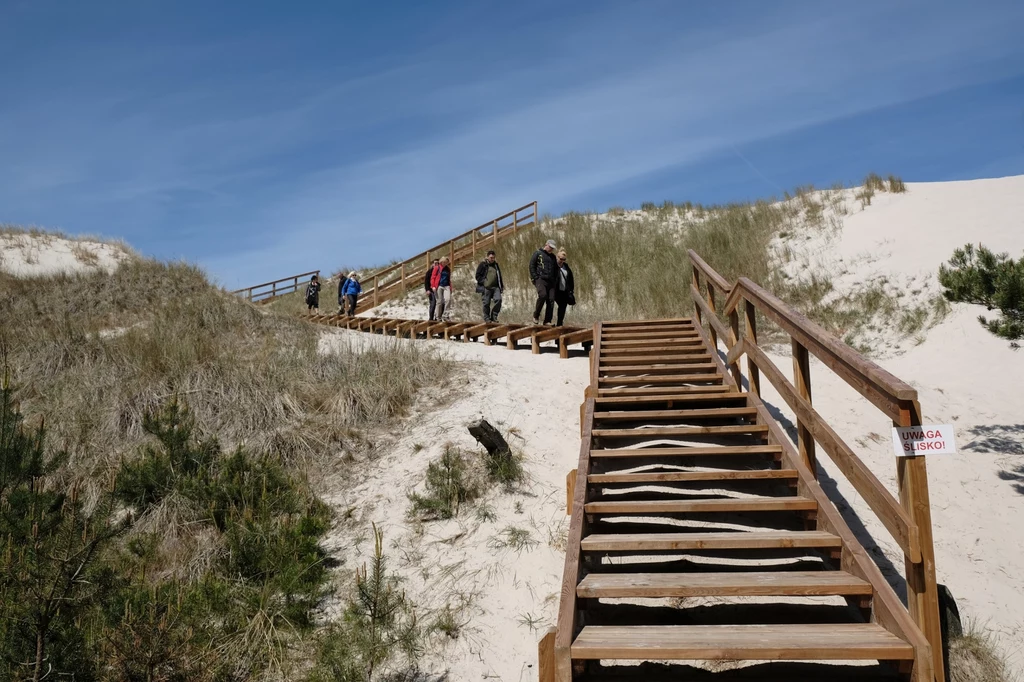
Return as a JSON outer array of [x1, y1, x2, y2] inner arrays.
[[322, 175, 1024, 677], [0, 232, 131, 277]]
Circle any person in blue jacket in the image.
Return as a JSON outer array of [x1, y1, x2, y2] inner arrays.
[[342, 272, 362, 316], [337, 273, 351, 314]]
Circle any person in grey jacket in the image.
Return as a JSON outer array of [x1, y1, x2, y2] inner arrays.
[[475, 250, 504, 321], [529, 239, 559, 325]]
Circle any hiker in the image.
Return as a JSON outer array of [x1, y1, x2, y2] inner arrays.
[[305, 274, 321, 313], [554, 249, 576, 326], [342, 272, 361, 316], [529, 239, 559, 325], [431, 256, 453, 321], [424, 258, 440, 320], [475, 250, 504, 322], [337, 272, 351, 314]]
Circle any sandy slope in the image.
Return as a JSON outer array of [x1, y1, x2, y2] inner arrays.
[[0, 232, 131, 276], [318, 330, 589, 680]]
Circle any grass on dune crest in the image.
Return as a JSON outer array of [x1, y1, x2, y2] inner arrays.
[[0, 256, 454, 483]]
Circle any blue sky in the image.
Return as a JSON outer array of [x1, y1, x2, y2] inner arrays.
[[2, 0, 1023, 288]]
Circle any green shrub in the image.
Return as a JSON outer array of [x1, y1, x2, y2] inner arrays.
[[484, 451, 525, 490], [939, 244, 1024, 340], [408, 446, 479, 519]]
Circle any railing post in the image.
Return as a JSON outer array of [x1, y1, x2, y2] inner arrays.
[[472, 230, 477, 258], [706, 282, 718, 349], [727, 308, 742, 387], [449, 240, 454, 265], [791, 339, 817, 476], [374, 275, 379, 307], [272, 281, 277, 298], [514, 209, 519, 233], [534, 201, 538, 228], [493, 219, 498, 245], [743, 301, 760, 397], [896, 400, 945, 682], [691, 267, 703, 329], [400, 263, 406, 293]]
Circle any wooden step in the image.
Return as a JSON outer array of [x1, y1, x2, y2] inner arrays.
[[584, 496, 817, 515], [580, 530, 841, 552], [599, 373, 725, 386], [599, 364, 719, 376], [593, 393, 749, 407], [588, 469, 798, 484], [593, 407, 757, 422], [600, 354, 713, 365], [597, 386, 732, 397], [601, 331, 701, 340], [602, 318, 693, 327], [601, 339, 705, 348], [571, 623, 913, 660], [590, 445, 781, 458], [576, 570, 873, 598], [592, 425, 770, 438]]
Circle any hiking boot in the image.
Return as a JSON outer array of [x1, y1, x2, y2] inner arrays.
[[533, 317, 540, 325]]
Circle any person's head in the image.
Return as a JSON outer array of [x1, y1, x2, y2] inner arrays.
[[432, 258, 439, 267], [544, 239, 557, 253], [311, 274, 318, 282], [486, 250, 496, 263], [557, 249, 567, 265], [348, 271, 358, 281], [440, 256, 450, 267]]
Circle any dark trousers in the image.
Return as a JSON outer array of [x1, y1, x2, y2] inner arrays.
[[346, 294, 359, 316], [534, 280, 556, 324], [555, 290, 570, 326], [427, 290, 436, 320], [481, 287, 502, 321]]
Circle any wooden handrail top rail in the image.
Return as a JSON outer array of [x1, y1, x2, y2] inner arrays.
[[231, 270, 320, 295], [688, 249, 732, 295], [724, 276, 917, 404]]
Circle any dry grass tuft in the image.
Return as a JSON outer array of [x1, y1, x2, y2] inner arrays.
[[948, 621, 1018, 682]]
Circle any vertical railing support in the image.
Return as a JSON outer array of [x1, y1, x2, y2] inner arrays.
[[706, 282, 718, 350], [792, 339, 817, 476], [493, 219, 498, 245], [743, 300, 760, 397], [691, 268, 703, 329], [449, 240, 454, 265], [373, 275, 379, 307], [472, 230, 477, 258], [400, 263, 406, 294], [538, 628, 556, 682], [896, 400, 946, 682], [727, 308, 742, 388]]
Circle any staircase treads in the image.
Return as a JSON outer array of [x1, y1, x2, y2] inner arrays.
[[600, 364, 720, 377], [576, 570, 873, 598], [600, 354, 713, 366], [601, 331, 701, 340], [593, 425, 769, 438], [601, 339, 706, 348], [597, 386, 731, 397], [591, 445, 781, 458], [593, 407, 757, 422], [588, 469, 798, 484], [584, 496, 816, 515], [581, 530, 842, 552], [593, 393, 748, 408], [570, 623, 914, 660]]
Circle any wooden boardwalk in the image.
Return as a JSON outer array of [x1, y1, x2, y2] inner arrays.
[[539, 253, 946, 682], [302, 313, 594, 358]]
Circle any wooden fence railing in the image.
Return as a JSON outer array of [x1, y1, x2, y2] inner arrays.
[[231, 270, 320, 303], [353, 201, 538, 313], [688, 249, 945, 682]]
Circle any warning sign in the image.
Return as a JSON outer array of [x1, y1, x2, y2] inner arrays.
[[891, 425, 957, 457]]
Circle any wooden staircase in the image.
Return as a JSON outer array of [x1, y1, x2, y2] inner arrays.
[[547, 311, 940, 682]]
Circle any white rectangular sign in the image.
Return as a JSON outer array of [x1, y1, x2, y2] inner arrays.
[[891, 425, 957, 457]]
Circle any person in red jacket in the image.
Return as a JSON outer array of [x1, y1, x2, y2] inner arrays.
[[431, 256, 454, 321], [424, 258, 440, 320]]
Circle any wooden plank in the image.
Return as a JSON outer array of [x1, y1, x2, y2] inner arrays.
[[792, 338, 817, 475], [571, 623, 914, 661], [599, 363, 719, 376], [576, 570, 873, 598], [483, 323, 523, 344], [580, 530, 842, 552], [507, 325, 545, 349], [538, 628, 555, 682], [689, 250, 732, 295], [559, 328, 593, 358], [600, 354, 713, 366], [592, 407, 756, 421], [463, 322, 491, 341], [601, 337, 705, 347], [590, 444, 781, 458], [443, 323, 471, 340], [599, 373, 725, 386], [592, 424, 769, 438], [588, 469, 797, 484], [584, 496, 817, 514], [602, 317, 693, 327], [593, 392, 749, 407], [565, 470, 576, 516], [597, 386, 733, 397], [600, 330, 701, 340], [599, 367, 720, 380]]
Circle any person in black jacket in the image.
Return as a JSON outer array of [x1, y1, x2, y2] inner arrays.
[[305, 274, 321, 313], [554, 249, 576, 326], [424, 258, 439, 320], [475, 250, 504, 321], [529, 239, 559, 325]]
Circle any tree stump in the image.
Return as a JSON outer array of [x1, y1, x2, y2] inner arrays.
[[468, 419, 511, 459]]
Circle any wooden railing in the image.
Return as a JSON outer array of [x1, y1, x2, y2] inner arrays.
[[688, 250, 945, 682], [353, 201, 538, 313], [231, 270, 320, 303]]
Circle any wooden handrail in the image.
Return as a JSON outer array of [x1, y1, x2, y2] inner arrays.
[[231, 269, 320, 302], [689, 250, 945, 682]]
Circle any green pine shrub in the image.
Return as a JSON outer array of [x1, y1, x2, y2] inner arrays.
[[939, 244, 1024, 341], [408, 446, 479, 519]]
